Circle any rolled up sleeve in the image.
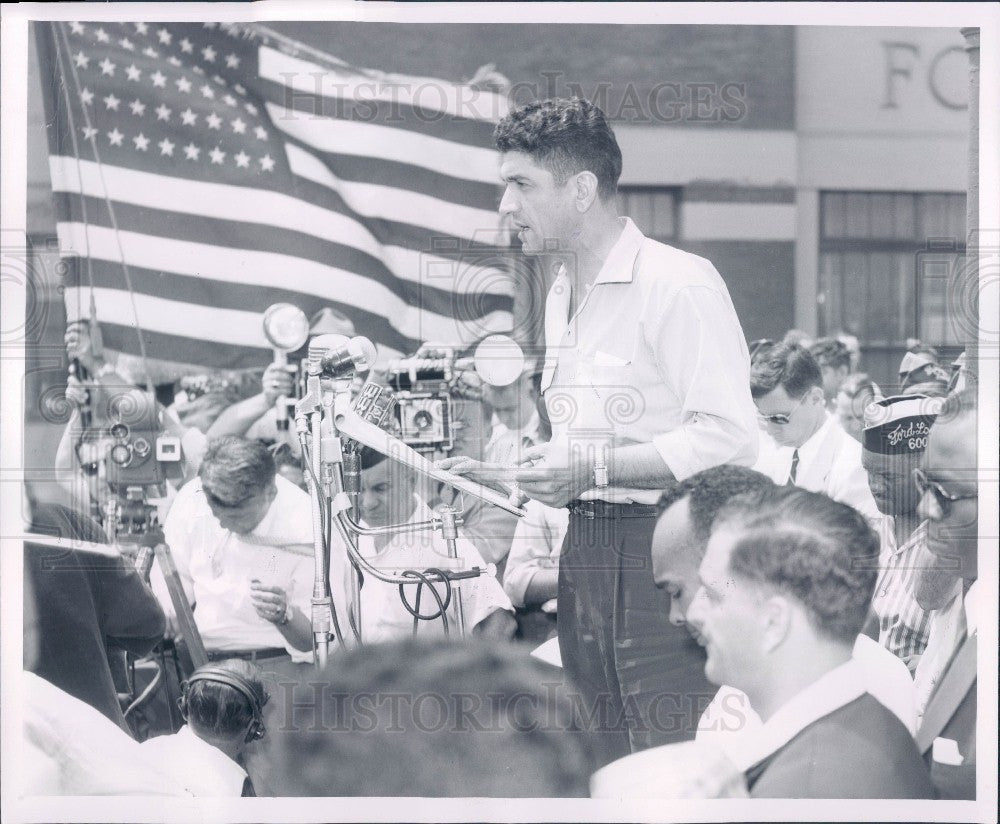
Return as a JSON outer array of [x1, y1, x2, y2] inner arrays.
[[649, 286, 759, 480]]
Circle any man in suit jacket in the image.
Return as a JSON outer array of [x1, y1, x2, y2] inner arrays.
[[751, 343, 880, 525], [687, 485, 934, 798], [912, 388, 978, 800]]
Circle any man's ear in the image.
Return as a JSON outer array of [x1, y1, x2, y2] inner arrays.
[[760, 594, 793, 653], [573, 171, 599, 212]]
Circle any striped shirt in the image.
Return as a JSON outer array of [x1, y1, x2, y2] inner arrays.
[[872, 520, 933, 671]]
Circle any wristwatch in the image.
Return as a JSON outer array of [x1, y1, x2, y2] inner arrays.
[[593, 461, 609, 490]]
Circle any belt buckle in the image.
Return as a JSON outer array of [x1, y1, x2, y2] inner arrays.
[[571, 501, 596, 519]]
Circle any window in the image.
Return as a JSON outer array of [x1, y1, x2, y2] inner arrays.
[[619, 187, 679, 243], [819, 192, 966, 381]]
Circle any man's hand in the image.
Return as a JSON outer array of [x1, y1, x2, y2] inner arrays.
[[65, 374, 89, 407], [513, 442, 593, 508], [434, 456, 514, 497], [250, 580, 290, 624], [261, 364, 295, 406]]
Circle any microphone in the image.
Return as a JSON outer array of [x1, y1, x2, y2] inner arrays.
[[271, 350, 290, 431], [316, 336, 377, 379]]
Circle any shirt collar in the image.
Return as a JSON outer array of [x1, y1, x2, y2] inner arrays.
[[593, 217, 645, 285], [726, 656, 867, 771]]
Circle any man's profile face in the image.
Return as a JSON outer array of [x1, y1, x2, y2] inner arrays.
[[918, 413, 978, 579], [687, 526, 764, 690], [834, 387, 872, 444], [754, 385, 822, 448], [498, 151, 577, 255], [861, 447, 921, 517], [651, 497, 704, 639], [359, 459, 417, 528], [206, 483, 276, 535]]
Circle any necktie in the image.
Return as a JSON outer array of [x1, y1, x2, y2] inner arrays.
[[541, 266, 571, 390], [787, 449, 800, 486]]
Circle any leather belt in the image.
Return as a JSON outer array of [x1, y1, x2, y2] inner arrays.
[[568, 500, 660, 519], [205, 647, 289, 663]]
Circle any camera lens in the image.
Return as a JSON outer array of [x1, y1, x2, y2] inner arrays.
[[110, 444, 132, 466], [413, 410, 433, 430], [110, 422, 129, 441], [133, 437, 151, 457]]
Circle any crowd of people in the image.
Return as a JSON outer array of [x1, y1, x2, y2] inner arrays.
[[22, 97, 982, 803]]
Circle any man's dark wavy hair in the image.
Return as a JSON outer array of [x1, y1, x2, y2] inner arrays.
[[494, 98, 622, 200], [750, 342, 822, 400], [713, 486, 879, 644]]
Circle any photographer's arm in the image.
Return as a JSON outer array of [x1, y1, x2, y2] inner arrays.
[[54, 408, 84, 494], [206, 364, 293, 440]]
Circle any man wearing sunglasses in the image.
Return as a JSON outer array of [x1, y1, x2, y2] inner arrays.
[[910, 389, 979, 800], [750, 343, 880, 524]]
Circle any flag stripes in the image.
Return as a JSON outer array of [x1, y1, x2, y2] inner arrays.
[[36, 20, 514, 382]]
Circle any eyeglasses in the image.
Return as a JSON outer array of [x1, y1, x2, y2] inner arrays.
[[913, 467, 977, 513], [757, 392, 808, 426]]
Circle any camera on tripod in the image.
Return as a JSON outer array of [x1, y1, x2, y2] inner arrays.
[[103, 389, 182, 494]]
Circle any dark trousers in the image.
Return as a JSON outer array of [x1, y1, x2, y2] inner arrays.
[[557, 509, 715, 767]]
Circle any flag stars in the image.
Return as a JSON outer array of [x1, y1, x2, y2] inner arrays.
[[205, 112, 222, 130], [259, 154, 275, 172], [234, 150, 250, 169], [233, 83, 246, 96], [155, 103, 171, 121], [70, 22, 85, 35], [200, 84, 215, 99], [125, 64, 142, 82], [183, 143, 201, 161], [244, 102, 258, 116], [180, 38, 194, 54], [157, 28, 172, 45], [99, 57, 116, 76], [209, 146, 226, 165], [201, 45, 217, 62], [143, 47, 159, 59], [222, 94, 237, 107], [134, 22, 149, 35], [158, 137, 175, 156], [168, 56, 182, 68], [176, 77, 192, 93], [212, 75, 227, 87], [79, 88, 94, 105], [103, 93, 121, 111], [94, 28, 110, 43], [73, 51, 89, 69], [119, 38, 135, 51], [82, 126, 97, 140], [180, 107, 198, 126], [129, 99, 146, 116], [253, 125, 267, 140], [225, 53, 240, 69], [192, 65, 205, 76], [133, 133, 150, 152], [231, 117, 246, 134], [150, 70, 166, 88], [107, 128, 124, 147]]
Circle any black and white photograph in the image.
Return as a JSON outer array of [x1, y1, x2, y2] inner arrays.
[[1, 2, 997, 821]]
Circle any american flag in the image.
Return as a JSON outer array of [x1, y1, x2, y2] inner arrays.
[[35, 20, 516, 384]]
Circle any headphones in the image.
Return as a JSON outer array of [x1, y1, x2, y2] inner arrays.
[[178, 666, 269, 744]]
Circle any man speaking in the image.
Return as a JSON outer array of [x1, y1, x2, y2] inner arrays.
[[444, 98, 757, 764]]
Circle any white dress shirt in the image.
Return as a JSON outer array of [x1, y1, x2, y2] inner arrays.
[[155, 475, 332, 658], [21, 671, 187, 796], [696, 634, 918, 758], [350, 498, 513, 643], [140, 725, 247, 796], [502, 499, 569, 608], [543, 218, 758, 503], [754, 411, 881, 524]]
